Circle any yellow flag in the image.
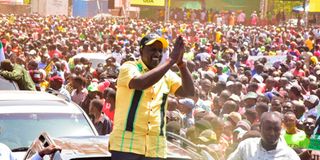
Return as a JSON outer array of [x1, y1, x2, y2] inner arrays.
[[44, 61, 54, 76]]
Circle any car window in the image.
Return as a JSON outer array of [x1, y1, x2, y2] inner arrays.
[[0, 113, 95, 150], [0, 77, 19, 90]]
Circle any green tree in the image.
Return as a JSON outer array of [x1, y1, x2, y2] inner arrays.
[[268, 0, 303, 18]]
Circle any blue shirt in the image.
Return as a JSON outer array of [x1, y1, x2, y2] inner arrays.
[[0, 143, 42, 160]]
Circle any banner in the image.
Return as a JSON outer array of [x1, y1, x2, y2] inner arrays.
[[248, 55, 287, 67], [309, 0, 320, 13], [131, 0, 165, 7]]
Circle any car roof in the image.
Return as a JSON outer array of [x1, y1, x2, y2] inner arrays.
[[0, 91, 82, 114], [0, 91, 63, 101]]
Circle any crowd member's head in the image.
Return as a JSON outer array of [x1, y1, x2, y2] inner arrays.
[[270, 97, 282, 113], [260, 112, 282, 150], [303, 115, 316, 138], [214, 81, 226, 95], [195, 119, 212, 136], [289, 85, 303, 100], [226, 112, 242, 128], [178, 98, 195, 114], [265, 77, 275, 91], [49, 76, 63, 90], [282, 101, 294, 113], [72, 76, 86, 91], [283, 112, 298, 134], [166, 121, 181, 135], [257, 95, 270, 104], [243, 92, 257, 109], [254, 63, 264, 75], [292, 100, 306, 120], [221, 100, 238, 115], [28, 60, 38, 70], [103, 87, 116, 110], [304, 95, 319, 110], [89, 99, 103, 121], [247, 82, 259, 93], [244, 108, 258, 124], [167, 96, 178, 111], [0, 59, 14, 71], [255, 102, 269, 119], [200, 78, 212, 95], [218, 90, 231, 110], [198, 129, 217, 145]]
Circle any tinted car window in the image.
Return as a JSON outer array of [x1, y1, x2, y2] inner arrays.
[[0, 76, 19, 90]]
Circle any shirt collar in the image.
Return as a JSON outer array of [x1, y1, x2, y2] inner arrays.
[[259, 137, 285, 152], [137, 59, 149, 73]]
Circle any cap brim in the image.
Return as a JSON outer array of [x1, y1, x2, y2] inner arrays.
[[145, 37, 168, 49], [198, 136, 210, 143]]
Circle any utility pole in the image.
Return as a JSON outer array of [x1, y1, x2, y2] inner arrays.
[[96, 0, 101, 14], [164, 0, 170, 22], [304, 0, 309, 27]]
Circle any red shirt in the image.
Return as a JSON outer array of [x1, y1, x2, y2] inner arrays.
[[293, 69, 305, 77], [103, 102, 114, 122], [48, 50, 62, 58]]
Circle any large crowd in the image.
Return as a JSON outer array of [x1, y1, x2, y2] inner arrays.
[[1, 13, 320, 159]]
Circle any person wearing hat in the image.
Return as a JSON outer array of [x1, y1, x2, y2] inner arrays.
[[198, 129, 217, 145], [179, 98, 196, 128], [0, 59, 36, 90], [302, 95, 320, 121], [110, 34, 194, 160], [48, 75, 71, 102], [243, 92, 258, 109]]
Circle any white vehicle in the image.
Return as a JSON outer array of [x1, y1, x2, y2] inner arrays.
[[0, 91, 98, 159]]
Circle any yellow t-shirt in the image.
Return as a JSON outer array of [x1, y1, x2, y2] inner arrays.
[[216, 31, 222, 43], [305, 39, 314, 51], [109, 59, 182, 158]]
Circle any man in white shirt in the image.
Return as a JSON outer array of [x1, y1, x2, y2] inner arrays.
[[227, 112, 300, 160], [0, 143, 61, 160]]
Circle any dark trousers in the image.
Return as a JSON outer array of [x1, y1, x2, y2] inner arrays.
[[111, 150, 166, 160]]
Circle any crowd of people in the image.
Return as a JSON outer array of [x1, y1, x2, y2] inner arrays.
[[163, 8, 289, 26], [1, 13, 320, 159]]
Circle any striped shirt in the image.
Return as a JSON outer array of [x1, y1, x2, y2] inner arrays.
[[109, 59, 182, 158]]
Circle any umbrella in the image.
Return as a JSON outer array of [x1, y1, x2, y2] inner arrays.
[[292, 5, 309, 12]]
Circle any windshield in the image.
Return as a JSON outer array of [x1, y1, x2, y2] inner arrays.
[[0, 113, 95, 150]]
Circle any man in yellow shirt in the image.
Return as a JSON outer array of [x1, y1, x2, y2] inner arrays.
[[110, 33, 195, 160], [215, 28, 223, 44], [305, 36, 314, 51]]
